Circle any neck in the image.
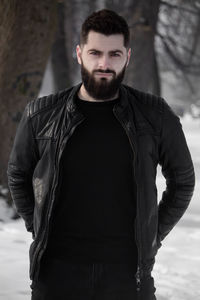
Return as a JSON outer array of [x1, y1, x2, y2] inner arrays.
[[78, 84, 119, 102]]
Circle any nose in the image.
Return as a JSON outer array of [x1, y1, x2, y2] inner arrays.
[[98, 55, 110, 70]]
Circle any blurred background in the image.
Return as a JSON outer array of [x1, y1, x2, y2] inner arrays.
[[0, 0, 199, 299]]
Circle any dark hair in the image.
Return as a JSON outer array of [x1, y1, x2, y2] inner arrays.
[[80, 9, 130, 48]]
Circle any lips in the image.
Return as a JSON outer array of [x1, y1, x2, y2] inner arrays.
[[95, 72, 113, 77]]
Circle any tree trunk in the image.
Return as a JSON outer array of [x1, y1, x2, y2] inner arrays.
[[151, 47, 161, 96], [124, 0, 161, 93], [0, 0, 57, 188], [51, 2, 72, 92]]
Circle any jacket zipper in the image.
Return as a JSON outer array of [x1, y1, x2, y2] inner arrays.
[[113, 107, 141, 294], [31, 115, 85, 281]]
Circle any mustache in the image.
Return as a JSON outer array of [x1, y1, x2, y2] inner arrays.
[[93, 69, 116, 75]]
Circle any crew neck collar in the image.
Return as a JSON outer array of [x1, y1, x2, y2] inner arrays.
[[76, 94, 120, 106]]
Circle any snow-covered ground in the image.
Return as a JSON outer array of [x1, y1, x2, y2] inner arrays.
[[0, 114, 199, 300]]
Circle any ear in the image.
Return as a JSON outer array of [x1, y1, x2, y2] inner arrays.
[[126, 48, 131, 67], [76, 45, 82, 65]]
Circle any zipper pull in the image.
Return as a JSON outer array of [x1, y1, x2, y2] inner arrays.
[[135, 266, 141, 292]]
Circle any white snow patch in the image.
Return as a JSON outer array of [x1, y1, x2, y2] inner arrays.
[[0, 197, 13, 222]]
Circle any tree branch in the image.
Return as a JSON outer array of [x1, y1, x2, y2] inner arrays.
[[166, 35, 200, 60], [157, 31, 200, 75], [160, 0, 200, 16]]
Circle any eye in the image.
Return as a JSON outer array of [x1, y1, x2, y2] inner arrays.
[[89, 51, 100, 55], [110, 53, 121, 57]]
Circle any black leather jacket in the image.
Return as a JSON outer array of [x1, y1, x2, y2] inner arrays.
[[7, 83, 195, 290]]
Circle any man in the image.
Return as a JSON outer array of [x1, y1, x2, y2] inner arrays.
[[7, 9, 195, 300]]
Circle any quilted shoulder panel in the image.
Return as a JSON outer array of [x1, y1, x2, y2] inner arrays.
[[28, 87, 72, 117]]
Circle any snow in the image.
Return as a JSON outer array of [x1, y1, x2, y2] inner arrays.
[[0, 196, 13, 223], [0, 219, 31, 300], [0, 115, 199, 300]]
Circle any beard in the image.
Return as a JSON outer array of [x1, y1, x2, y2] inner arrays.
[[80, 59, 127, 101]]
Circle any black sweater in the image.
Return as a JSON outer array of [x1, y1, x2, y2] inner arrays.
[[46, 94, 138, 268]]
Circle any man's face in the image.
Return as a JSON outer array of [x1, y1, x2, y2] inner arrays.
[[76, 31, 131, 100]]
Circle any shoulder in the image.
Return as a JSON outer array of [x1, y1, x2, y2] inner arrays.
[[26, 86, 74, 118], [122, 84, 164, 113], [122, 84, 180, 133]]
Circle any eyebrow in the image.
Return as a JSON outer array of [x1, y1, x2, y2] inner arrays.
[[88, 49, 124, 54]]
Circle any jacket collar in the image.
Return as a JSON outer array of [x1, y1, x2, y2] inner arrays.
[[65, 82, 130, 115]]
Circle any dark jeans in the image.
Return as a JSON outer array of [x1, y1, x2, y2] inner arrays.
[[31, 258, 156, 300]]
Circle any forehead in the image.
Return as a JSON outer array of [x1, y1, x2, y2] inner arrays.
[[83, 30, 126, 52]]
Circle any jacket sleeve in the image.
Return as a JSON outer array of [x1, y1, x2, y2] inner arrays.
[[7, 103, 38, 236], [157, 99, 195, 243]]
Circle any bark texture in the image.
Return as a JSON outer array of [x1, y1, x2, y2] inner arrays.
[[51, 2, 71, 91], [124, 0, 161, 93], [0, 0, 57, 187]]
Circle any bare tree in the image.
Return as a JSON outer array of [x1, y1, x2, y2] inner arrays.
[[0, 0, 57, 188], [51, 1, 71, 91], [125, 0, 161, 94], [157, 0, 200, 102]]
